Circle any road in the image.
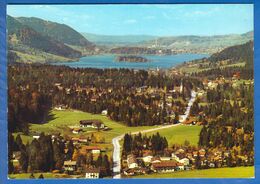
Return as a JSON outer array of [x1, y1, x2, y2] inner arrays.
[[112, 90, 197, 178]]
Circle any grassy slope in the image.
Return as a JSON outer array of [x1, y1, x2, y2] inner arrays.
[[29, 109, 161, 142], [132, 167, 254, 178], [19, 109, 163, 157], [15, 109, 201, 158], [145, 125, 201, 146], [8, 173, 57, 179]]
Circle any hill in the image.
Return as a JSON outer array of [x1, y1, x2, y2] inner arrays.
[[208, 40, 253, 68], [7, 15, 94, 63], [176, 41, 254, 76], [17, 17, 93, 48], [141, 32, 253, 54], [81, 32, 157, 45]]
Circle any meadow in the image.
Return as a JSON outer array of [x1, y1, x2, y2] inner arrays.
[[132, 166, 254, 178], [13, 109, 201, 158]]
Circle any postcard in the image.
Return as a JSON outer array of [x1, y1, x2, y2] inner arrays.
[[3, 3, 254, 180]]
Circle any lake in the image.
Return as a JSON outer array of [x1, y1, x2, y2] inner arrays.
[[53, 54, 208, 69]]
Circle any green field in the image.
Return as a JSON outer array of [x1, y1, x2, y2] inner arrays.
[[14, 109, 201, 158], [28, 109, 163, 142], [132, 167, 254, 178], [15, 109, 164, 157], [8, 172, 84, 179], [9, 173, 58, 179], [145, 125, 201, 146]]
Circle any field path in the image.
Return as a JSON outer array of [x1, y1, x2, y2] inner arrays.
[[112, 90, 197, 178]]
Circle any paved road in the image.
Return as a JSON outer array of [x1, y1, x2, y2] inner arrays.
[[112, 90, 197, 178]]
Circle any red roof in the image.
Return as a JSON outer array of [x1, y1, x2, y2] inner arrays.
[[85, 146, 101, 150], [152, 161, 183, 169]]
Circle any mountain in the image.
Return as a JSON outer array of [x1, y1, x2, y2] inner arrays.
[[176, 40, 253, 74], [81, 33, 157, 45], [209, 40, 253, 68], [17, 17, 93, 48], [82, 31, 253, 54], [7, 15, 95, 63], [141, 32, 253, 54]]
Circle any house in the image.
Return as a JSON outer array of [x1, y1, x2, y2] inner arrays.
[[160, 157, 172, 161], [72, 128, 83, 134], [142, 154, 153, 163], [85, 146, 101, 154], [199, 149, 206, 157], [101, 110, 108, 116], [71, 137, 80, 144], [79, 138, 88, 144], [85, 167, 100, 179], [171, 153, 180, 162], [90, 95, 99, 102], [127, 154, 138, 169], [12, 151, 21, 163], [79, 120, 105, 129], [209, 162, 216, 168], [33, 135, 40, 140], [176, 163, 185, 171], [151, 160, 183, 173], [123, 168, 135, 176], [183, 119, 196, 126], [151, 157, 161, 163], [54, 105, 67, 111], [179, 158, 190, 166], [64, 160, 77, 173]]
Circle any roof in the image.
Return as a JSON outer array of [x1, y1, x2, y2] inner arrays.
[[151, 157, 161, 162], [72, 128, 82, 131], [127, 154, 137, 164], [85, 146, 101, 151], [85, 167, 100, 173], [80, 120, 103, 125], [71, 137, 80, 142], [64, 161, 76, 166], [152, 161, 183, 169]]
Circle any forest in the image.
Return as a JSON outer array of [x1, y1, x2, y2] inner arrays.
[[8, 63, 197, 133]]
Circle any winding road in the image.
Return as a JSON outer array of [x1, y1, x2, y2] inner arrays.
[[112, 90, 197, 178]]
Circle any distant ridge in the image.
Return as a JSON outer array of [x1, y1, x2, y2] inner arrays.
[[7, 15, 95, 63]]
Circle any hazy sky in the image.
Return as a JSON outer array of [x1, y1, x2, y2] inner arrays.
[[7, 4, 253, 36]]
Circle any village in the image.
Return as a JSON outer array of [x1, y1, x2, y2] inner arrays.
[[9, 66, 254, 179]]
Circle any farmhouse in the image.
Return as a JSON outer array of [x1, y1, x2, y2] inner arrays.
[[151, 160, 184, 173], [85, 146, 101, 154], [54, 105, 67, 111], [79, 120, 105, 129], [123, 168, 135, 176], [151, 157, 161, 163], [179, 158, 190, 166], [127, 154, 138, 169], [101, 110, 108, 116], [12, 151, 21, 163], [72, 128, 83, 134], [64, 160, 77, 172], [142, 154, 153, 163], [85, 167, 100, 179]]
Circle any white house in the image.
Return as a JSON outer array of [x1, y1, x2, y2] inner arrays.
[[101, 110, 108, 116], [142, 155, 153, 163], [171, 153, 180, 162], [85, 146, 101, 154], [85, 168, 100, 179], [64, 160, 77, 172], [127, 154, 138, 169], [160, 157, 172, 161], [179, 158, 190, 166], [33, 135, 40, 140]]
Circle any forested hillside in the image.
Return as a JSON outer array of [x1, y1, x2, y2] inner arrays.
[[7, 15, 94, 63]]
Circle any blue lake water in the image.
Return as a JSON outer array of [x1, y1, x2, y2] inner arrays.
[[53, 54, 208, 69]]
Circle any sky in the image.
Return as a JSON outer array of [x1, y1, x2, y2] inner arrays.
[[7, 4, 253, 36]]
